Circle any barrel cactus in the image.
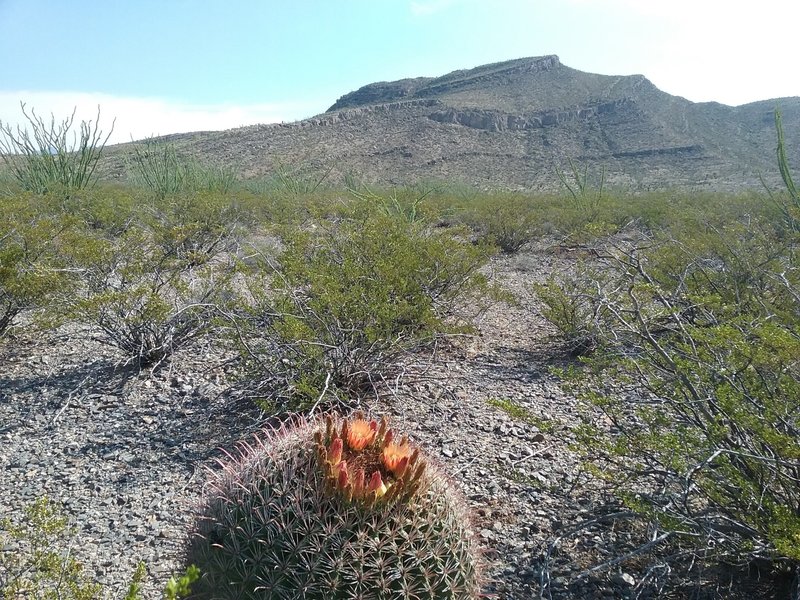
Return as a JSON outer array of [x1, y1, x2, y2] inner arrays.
[[186, 412, 483, 599]]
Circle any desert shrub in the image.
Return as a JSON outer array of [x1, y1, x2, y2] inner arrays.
[[144, 190, 250, 266], [532, 266, 607, 355], [60, 185, 142, 237], [66, 223, 237, 369], [0, 497, 198, 599], [186, 413, 482, 599], [0, 497, 101, 599], [240, 213, 495, 410], [551, 220, 800, 587], [51, 187, 249, 368], [0, 104, 112, 194], [130, 138, 236, 199], [0, 194, 77, 336], [459, 194, 539, 253]]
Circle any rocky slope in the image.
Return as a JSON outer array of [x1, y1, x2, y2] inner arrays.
[[104, 55, 800, 192]]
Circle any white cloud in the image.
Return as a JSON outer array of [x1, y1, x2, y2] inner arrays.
[[0, 91, 325, 146]]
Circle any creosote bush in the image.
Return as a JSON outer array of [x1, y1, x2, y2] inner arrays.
[[533, 114, 800, 592], [0, 497, 102, 599], [186, 412, 482, 599], [458, 193, 539, 253], [50, 188, 248, 368], [532, 266, 606, 355], [66, 224, 238, 369], [241, 212, 496, 409], [0, 193, 77, 337], [543, 217, 800, 587]]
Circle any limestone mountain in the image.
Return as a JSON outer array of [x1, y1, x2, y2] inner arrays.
[[107, 55, 800, 191]]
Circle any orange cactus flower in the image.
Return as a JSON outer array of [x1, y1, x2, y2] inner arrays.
[[346, 418, 377, 451], [382, 442, 412, 476]]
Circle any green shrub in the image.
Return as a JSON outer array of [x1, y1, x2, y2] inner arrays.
[[0, 194, 76, 336], [186, 412, 482, 599], [532, 267, 606, 355], [458, 194, 539, 253], [0, 497, 101, 599], [144, 190, 249, 266], [557, 223, 800, 580], [537, 122, 800, 587], [66, 224, 236, 369], [61, 185, 142, 237], [0, 103, 112, 194], [130, 138, 236, 199], [241, 213, 495, 410], [48, 187, 250, 368], [1, 497, 199, 600]]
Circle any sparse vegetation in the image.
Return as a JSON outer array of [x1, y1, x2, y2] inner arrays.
[[2, 104, 799, 599], [486, 397, 558, 433], [0, 194, 77, 337], [0, 497, 102, 599], [535, 117, 800, 592]]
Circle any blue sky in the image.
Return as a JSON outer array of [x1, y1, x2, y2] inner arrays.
[[1, 0, 798, 144]]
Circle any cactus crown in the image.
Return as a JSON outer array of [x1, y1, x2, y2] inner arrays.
[[315, 412, 425, 505]]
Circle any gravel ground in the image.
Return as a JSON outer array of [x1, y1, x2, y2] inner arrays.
[[0, 243, 762, 599]]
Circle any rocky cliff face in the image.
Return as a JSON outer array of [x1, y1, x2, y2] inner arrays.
[[328, 78, 433, 111], [106, 55, 800, 192], [427, 98, 635, 132], [327, 56, 562, 112]]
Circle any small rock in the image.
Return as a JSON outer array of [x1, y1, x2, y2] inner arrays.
[[612, 572, 636, 587]]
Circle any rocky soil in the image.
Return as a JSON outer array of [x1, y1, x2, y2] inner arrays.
[[0, 242, 761, 599]]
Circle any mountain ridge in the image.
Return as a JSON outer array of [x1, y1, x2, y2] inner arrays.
[[105, 55, 800, 192]]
